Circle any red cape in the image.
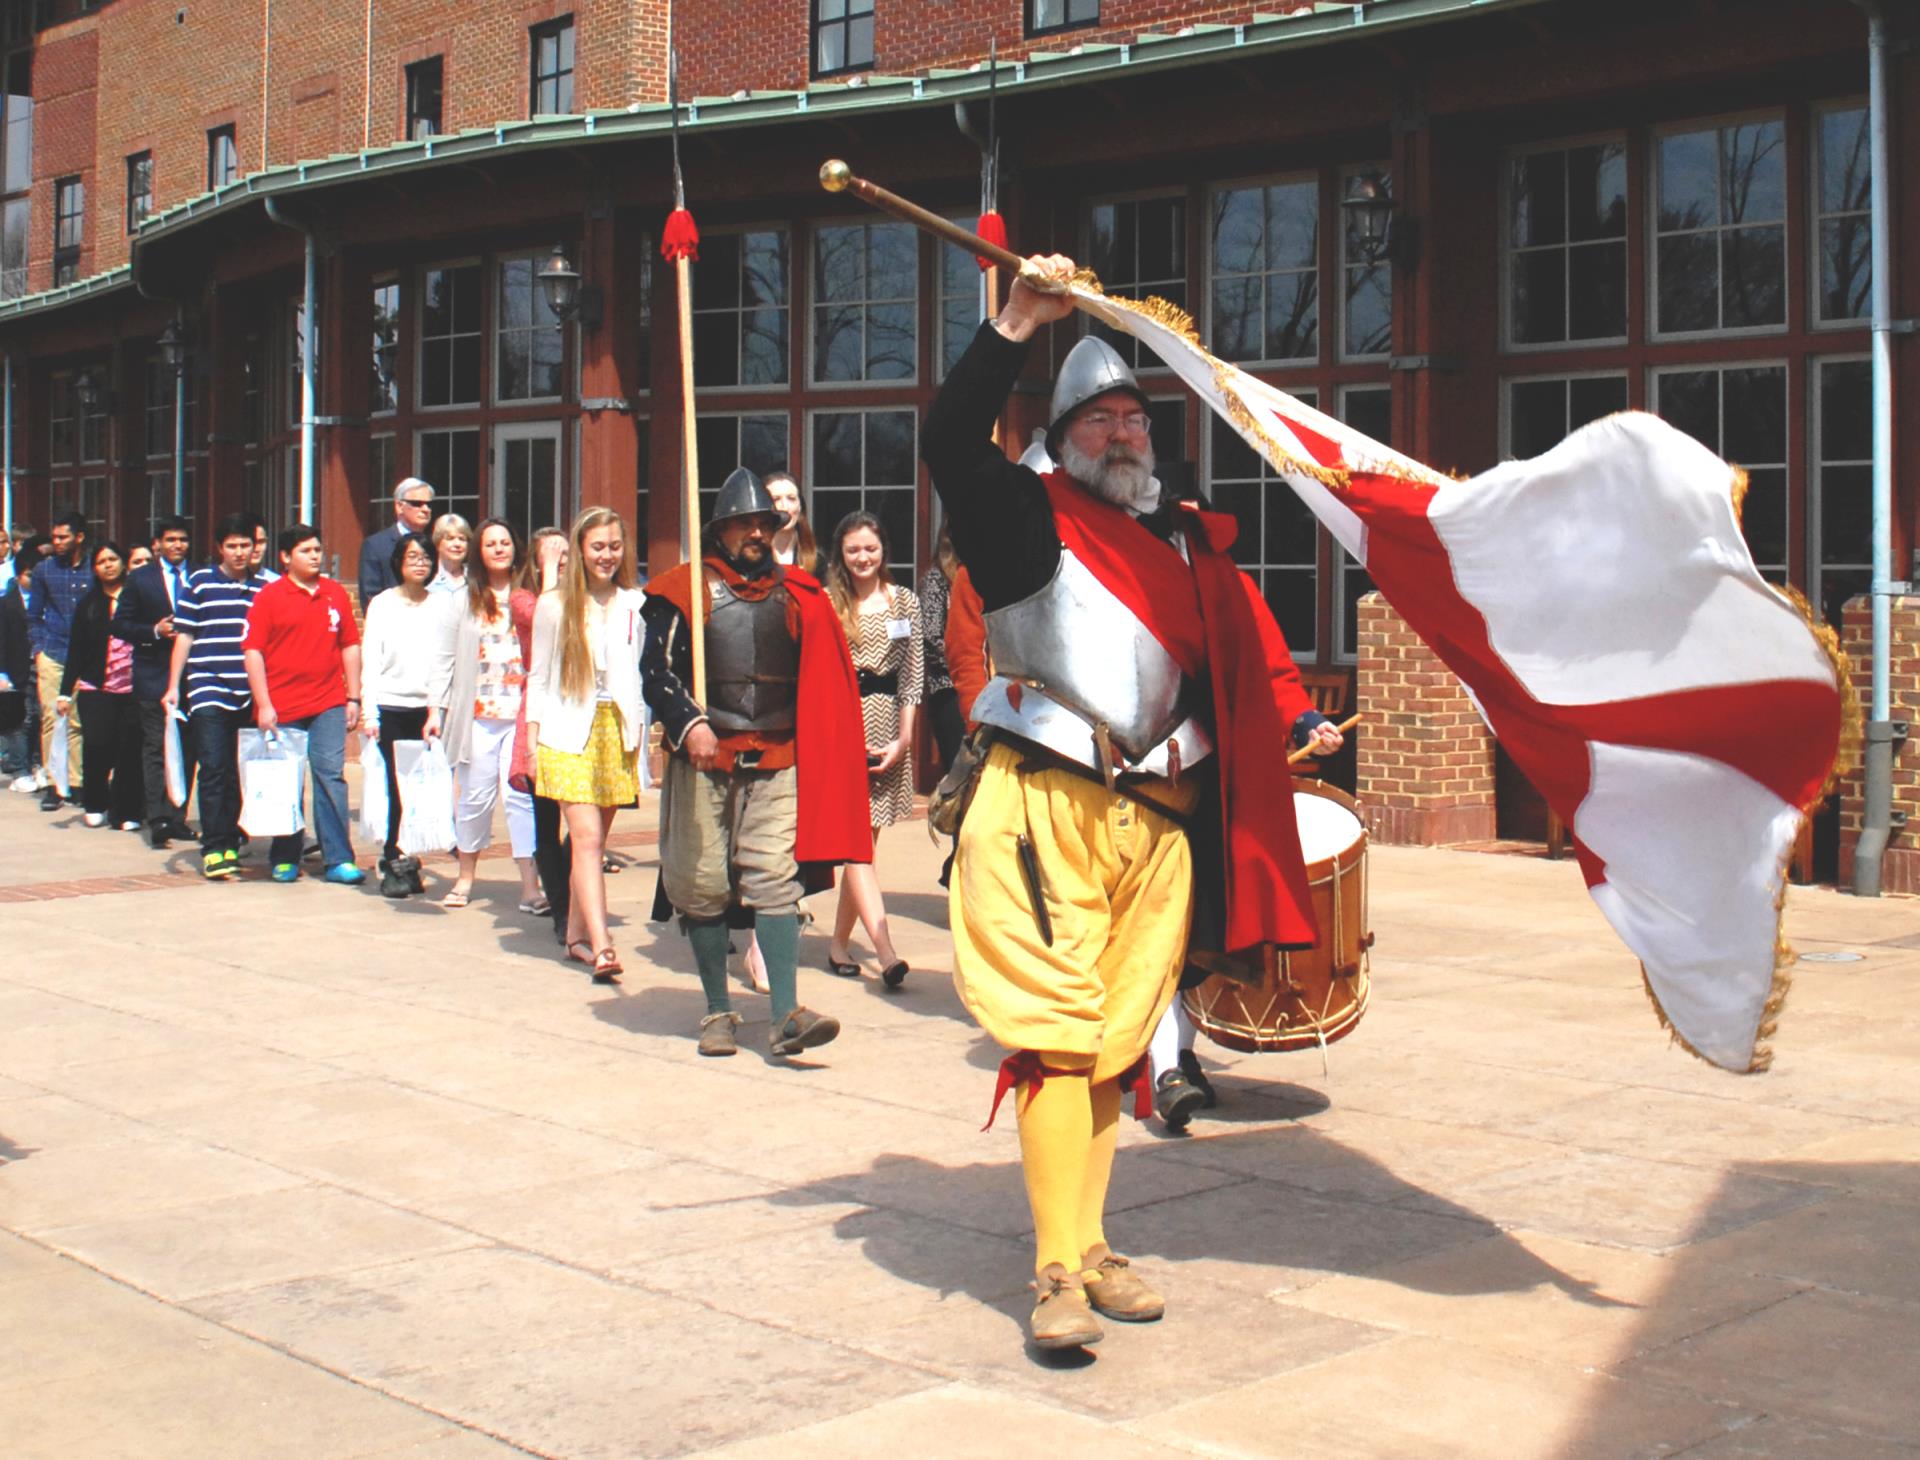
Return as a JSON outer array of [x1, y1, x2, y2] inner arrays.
[[1041, 472, 1317, 954], [647, 559, 873, 874]]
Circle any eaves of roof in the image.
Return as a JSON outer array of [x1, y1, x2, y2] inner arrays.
[[0, 0, 1552, 325]]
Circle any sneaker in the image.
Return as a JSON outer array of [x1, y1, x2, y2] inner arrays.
[[697, 1011, 741, 1057], [1028, 1264, 1102, 1350], [1080, 1247, 1165, 1322], [217, 849, 241, 876], [270, 862, 300, 883], [378, 861, 411, 899], [1154, 1070, 1205, 1134], [202, 850, 239, 881], [9, 774, 35, 793], [33, 767, 50, 789], [769, 1007, 841, 1058], [82, 811, 107, 828], [118, 820, 142, 833], [40, 788, 62, 812], [322, 862, 365, 886]]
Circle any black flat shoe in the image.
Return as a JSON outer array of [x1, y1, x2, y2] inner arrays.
[[880, 959, 909, 991], [825, 952, 860, 978]]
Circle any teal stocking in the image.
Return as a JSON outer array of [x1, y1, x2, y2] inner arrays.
[[755, 911, 800, 1025], [687, 920, 732, 1016]]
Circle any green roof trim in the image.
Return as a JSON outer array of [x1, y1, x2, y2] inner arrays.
[[0, 0, 1550, 324]]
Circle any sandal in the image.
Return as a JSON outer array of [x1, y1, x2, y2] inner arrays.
[[566, 940, 597, 967], [441, 888, 471, 909], [519, 895, 552, 916], [592, 947, 624, 984]]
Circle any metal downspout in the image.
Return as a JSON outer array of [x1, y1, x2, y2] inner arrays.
[[1850, 0, 1904, 895], [264, 197, 318, 523]]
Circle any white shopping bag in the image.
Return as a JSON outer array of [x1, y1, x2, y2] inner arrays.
[[238, 727, 309, 838], [393, 739, 456, 855], [163, 709, 189, 809], [46, 708, 71, 799], [358, 737, 389, 844]]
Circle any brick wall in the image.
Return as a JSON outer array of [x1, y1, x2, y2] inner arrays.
[[1836, 593, 1920, 894], [675, 0, 1317, 102], [1354, 590, 1496, 846], [32, 1, 670, 279]]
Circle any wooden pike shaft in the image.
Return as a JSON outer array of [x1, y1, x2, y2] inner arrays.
[[820, 160, 1025, 274], [675, 254, 706, 705]]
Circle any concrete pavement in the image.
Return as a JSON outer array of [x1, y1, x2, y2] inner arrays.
[[2, 783, 1918, 1458]]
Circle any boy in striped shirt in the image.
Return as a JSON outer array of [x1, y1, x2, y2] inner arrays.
[[162, 512, 267, 880]]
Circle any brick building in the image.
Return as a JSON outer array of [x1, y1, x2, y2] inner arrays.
[[0, 0, 1912, 878]]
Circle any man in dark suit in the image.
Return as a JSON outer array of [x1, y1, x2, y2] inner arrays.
[[113, 515, 198, 847], [357, 476, 435, 609]]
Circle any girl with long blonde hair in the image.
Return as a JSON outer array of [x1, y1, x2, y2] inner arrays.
[[526, 508, 645, 982]]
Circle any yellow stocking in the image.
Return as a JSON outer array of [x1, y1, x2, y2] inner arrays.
[[1015, 1066, 1093, 1276], [1077, 1077, 1123, 1269]]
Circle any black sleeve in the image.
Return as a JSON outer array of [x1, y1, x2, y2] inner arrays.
[[921, 322, 1060, 611], [640, 595, 706, 749], [110, 570, 162, 646], [60, 597, 101, 697], [357, 533, 390, 611], [1290, 710, 1331, 748]]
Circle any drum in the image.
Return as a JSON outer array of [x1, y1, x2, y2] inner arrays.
[[1182, 779, 1372, 1053]]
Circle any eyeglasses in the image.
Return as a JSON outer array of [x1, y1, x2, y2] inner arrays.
[[1075, 410, 1152, 436]]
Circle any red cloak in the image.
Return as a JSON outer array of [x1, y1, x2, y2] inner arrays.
[[1040, 472, 1318, 954], [647, 559, 873, 873]]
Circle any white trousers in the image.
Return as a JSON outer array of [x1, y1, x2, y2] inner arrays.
[[1148, 995, 1197, 1082], [455, 716, 534, 857]]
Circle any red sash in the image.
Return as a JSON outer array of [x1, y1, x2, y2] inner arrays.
[[1041, 473, 1317, 952]]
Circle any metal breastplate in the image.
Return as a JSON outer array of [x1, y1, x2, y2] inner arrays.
[[703, 577, 799, 734], [975, 547, 1215, 775]]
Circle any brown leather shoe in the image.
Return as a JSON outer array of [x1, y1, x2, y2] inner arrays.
[[697, 1011, 740, 1057], [1028, 1262, 1103, 1350], [1081, 1246, 1165, 1322], [770, 1007, 840, 1058]]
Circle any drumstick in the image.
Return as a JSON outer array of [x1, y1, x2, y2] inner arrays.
[[1287, 713, 1362, 765]]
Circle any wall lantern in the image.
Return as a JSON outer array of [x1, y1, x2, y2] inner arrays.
[[538, 243, 603, 330], [74, 367, 109, 413], [158, 318, 188, 373], [1341, 171, 1417, 270]]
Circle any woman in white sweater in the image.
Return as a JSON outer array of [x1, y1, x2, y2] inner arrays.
[[359, 531, 440, 898], [527, 507, 645, 982]]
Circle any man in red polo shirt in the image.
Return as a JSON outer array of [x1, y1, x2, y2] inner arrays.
[[241, 523, 366, 885]]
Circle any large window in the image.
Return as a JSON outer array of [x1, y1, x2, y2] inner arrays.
[[1812, 357, 1870, 626], [496, 252, 565, 403], [405, 56, 443, 140], [371, 279, 400, 414], [416, 426, 481, 526], [1507, 140, 1627, 347], [125, 151, 152, 234], [1030, 0, 1097, 34], [1209, 178, 1318, 365], [695, 412, 789, 524], [1209, 402, 1318, 656], [419, 262, 482, 408], [143, 353, 195, 459], [1654, 118, 1786, 336], [206, 125, 238, 189], [51, 175, 82, 286], [694, 229, 790, 388], [2, 52, 31, 299], [369, 433, 396, 525], [48, 369, 75, 467], [938, 227, 984, 380], [529, 17, 575, 115], [809, 409, 917, 581], [1087, 195, 1185, 370], [1813, 104, 1870, 326], [1504, 373, 1630, 460], [1653, 364, 1788, 581], [1341, 166, 1392, 360], [812, 0, 874, 77], [812, 221, 915, 384]]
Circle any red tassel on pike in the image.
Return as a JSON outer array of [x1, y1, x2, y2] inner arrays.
[[974, 210, 1007, 272], [661, 207, 701, 263]]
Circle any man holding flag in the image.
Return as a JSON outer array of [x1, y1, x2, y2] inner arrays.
[[924, 254, 1342, 1351]]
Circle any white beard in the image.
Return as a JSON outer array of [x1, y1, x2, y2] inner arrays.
[[1059, 438, 1161, 515]]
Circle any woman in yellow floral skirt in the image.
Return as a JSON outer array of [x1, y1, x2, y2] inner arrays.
[[526, 507, 645, 983]]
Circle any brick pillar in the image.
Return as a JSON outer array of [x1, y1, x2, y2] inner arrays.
[[578, 204, 642, 525], [1837, 593, 1920, 894], [1355, 590, 1496, 845], [318, 249, 370, 601]]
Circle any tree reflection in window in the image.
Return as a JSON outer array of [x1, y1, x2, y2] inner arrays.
[[1656, 120, 1785, 335], [812, 222, 915, 383], [695, 230, 789, 388], [1209, 179, 1317, 364], [1815, 107, 1870, 324]]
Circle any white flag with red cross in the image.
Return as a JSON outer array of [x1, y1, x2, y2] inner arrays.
[[1073, 288, 1853, 1073]]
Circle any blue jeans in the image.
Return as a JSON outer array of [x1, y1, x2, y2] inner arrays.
[[192, 706, 251, 854], [272, 705, 352, 869]]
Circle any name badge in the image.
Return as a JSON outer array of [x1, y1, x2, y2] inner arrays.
[[886, 617, 912, 641]]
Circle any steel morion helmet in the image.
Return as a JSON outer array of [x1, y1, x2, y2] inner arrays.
[[708, 467, 777, 529], [1046, 335, 1150, 453]]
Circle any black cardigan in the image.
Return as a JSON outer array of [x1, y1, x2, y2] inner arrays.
[[58, 587, 131, 697]]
